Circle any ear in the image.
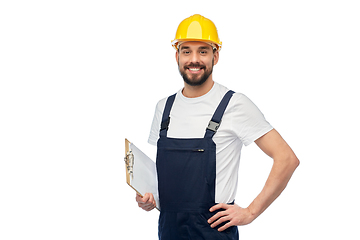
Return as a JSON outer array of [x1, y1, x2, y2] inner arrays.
[[175, 50, 179, 65], [213, 51, 219, 66]]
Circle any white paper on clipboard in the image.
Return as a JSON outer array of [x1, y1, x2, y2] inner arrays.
[[124, 139, 160, 210]]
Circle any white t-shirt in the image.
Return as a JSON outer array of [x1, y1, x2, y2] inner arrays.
[[148, 82, 273, 203]]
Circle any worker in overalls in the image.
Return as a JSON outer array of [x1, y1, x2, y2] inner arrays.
[[136, 14, 299, 240]]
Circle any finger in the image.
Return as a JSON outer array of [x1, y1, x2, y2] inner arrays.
[[210, 215, 230, 228], [143, 202, 156, 211], [142, 193, 150, 202], [138, 193, 150, 204], [139, 197, 156, 208], [146, 193, 156, 207], [148, 193, 154, 204], [135, 193, 143, 202], [138, 202, 153, 210], [136, 195, 146, 204], [145, 206, 154, 211], [147, 203, 156, 211], [208, 210, 228, 224], [152, 199, 156, 207], [217, 221, 234, 232], [209, 203, 228, 212], [136, 193, 150, 204]]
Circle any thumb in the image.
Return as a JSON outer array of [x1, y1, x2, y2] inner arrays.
[[141, 193, 150, 202]]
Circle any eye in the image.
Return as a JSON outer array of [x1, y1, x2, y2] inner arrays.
[[199, 50, 208, 55], [181, 50, 190, 55]]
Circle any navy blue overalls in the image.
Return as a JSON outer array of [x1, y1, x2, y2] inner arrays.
[[156, 90, 239, 240]]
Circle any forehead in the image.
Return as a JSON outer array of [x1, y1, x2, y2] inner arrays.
[[179, 41, 212, 50]]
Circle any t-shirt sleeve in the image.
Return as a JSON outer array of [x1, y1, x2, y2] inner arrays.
[[148, 99, 166, 146], [231, 93, 273, 146]]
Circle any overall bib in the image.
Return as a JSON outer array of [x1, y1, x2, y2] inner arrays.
[[156, 90, 239, 240]]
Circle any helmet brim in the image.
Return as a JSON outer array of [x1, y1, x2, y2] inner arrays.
[[171, 39, 222, 51]]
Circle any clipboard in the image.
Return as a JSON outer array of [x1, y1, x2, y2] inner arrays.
[[124, 138, 160, 211]]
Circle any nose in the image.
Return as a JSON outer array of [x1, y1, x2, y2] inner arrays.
[[189, 52, 200, 64]]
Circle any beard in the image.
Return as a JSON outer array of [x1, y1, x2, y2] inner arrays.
[[178, 59, 214, 86]]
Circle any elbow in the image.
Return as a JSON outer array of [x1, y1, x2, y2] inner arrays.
[[289, 154, 300, 170], [277, 152, 299, 172]]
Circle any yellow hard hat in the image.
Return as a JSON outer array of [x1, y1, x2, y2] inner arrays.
[[171, 14, 222, 51]]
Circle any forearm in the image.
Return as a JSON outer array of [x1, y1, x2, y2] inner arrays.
[[208, 130, 299, 229], [247, 155, 299, 220], [207, 143, 299, 230]]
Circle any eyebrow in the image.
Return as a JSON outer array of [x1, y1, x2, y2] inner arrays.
[[180, 46, 190, 50], [180, 45, 211, 51], [198, 46, 211, 50]]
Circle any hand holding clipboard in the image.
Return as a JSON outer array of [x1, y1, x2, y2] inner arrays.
[[124, 139, 160, 211]]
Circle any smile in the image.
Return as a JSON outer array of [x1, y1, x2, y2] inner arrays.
[[187, 67, 203, 73]]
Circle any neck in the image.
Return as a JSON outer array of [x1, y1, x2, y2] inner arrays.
[[182, 78, 214, 98]]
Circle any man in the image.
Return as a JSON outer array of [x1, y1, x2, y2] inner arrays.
[[136, 14, 299, 239]]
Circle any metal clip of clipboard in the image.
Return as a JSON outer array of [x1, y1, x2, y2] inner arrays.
[[124, 148, 134, 180]]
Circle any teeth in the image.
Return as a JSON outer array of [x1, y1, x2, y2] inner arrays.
[[189, 68, 200, 71]]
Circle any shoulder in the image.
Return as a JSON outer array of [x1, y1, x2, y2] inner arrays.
[[212, 83, 255, 113], [231, 92, 253, 105], [155, 97, 167, 113], [226, 91, 268, 124], [215, 83, 250, 104], [154, 92, 178, 115], [225, 91, 257, 112]]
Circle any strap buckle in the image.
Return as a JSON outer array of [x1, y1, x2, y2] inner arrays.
[[207, 120, 221, 132], [160, 117, 170, 131]]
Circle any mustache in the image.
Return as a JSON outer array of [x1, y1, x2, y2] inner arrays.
[[184, 63, 206, 68]]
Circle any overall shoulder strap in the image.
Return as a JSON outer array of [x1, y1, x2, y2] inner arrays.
[[159, 93, 176, 137], [204, 90, 235, 138]]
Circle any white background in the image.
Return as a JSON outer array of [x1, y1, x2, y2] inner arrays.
[[1, 0, 359, 239]]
